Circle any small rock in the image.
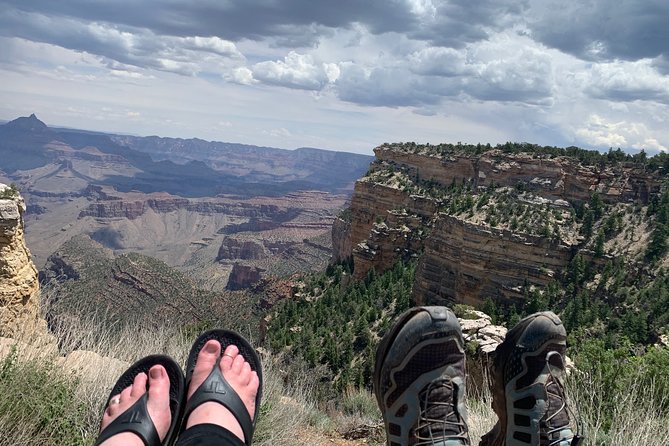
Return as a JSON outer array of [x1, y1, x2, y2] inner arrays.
[[56, 350, 128, 382], [479, 325, 507, 342], [458, 318, 490, 332]]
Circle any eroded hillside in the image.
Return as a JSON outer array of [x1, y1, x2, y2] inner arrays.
[[331, 142, 669, 346]]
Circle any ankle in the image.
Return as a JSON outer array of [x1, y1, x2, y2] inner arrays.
[[186, 402, 245, 443]]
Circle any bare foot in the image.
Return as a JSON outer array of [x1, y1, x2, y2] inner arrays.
[[99, 365, 171, 446], [185, 340, 260, 443]]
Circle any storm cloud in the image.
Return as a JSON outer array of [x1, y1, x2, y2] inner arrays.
[[1, 0, 667, 153]]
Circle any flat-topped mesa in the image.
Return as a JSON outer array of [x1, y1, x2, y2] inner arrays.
[[335, 143, 667, 307], [0, 184, 43, 337], [374, 144, 661, 204]]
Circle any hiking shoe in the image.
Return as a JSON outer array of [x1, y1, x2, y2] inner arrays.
[[374, 306, 470, 446], [480, 311, 581, 446]]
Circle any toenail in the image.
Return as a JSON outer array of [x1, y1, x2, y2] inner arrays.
[[205, 342, 218, 354], [150, 367, 163, 379]]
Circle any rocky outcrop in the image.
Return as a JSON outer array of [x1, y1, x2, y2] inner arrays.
[[217, 238, 266, 261], [226, 263, 264, 290], [219, 218, 282, 234], [79, 195, 303, 222], [331, 217, 352, 263], [353, 210, 428, 280], [376, 146, 661, 204], [341, 180, 438, 279], [0, 184, 45, 337], [338, 145, 669, 308], [458, 310, 507, 355], [413, 214, 573, 307], [456, 309, 508, 392]]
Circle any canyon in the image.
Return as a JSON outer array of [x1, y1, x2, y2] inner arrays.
[[0, 115, 370, 290], [334, 143, 665, 308]]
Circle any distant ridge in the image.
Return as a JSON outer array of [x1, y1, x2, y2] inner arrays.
[[0, 114, 373, 196], [4, 113, 48, 132]]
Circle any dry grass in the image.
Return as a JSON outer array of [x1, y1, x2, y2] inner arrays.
[[567, 368, 669, 446], [2, 307, 667, 446], [3, 303, 330, 446]]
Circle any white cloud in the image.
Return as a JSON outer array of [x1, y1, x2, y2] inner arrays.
[[585, 59, 669, 104], [182, 36, 242, 58], [252, 51, 331, 91], [0, 8, 244, 76], [264, 127, 292, 138], [1, 1, 668, 155], [576, 114, 667, 151], [227, 67, 256, 85]]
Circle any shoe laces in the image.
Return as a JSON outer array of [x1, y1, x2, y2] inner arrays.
[[542, 351, 583, 446], [414, 378, 469, 445]]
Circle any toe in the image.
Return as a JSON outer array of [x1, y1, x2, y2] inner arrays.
[[131, 373, 148, 398], [231, 354, 245, 374], [147, 365, 171, 415], [189, 340, 221, 398], [241, 362, 252, 385], [221, 345, 238, 371], [105, 393, 122, 417], [120, 384, 133, 403]]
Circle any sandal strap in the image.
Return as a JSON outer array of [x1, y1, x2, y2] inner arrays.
[[183, 365, 254, 445], [95, 393, 160, 446]]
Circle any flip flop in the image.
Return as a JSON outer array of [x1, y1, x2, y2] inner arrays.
[[373, 306, 468, 446], [95, 355, 185, 446], [181, 329, 263, 445]]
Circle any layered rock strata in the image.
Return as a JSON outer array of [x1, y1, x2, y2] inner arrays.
[[331, 216, 352, 263], [346, 180, 438, 280], [336, 144, 663, 308], [217, 238, 265, 261], [0, 184, 45, 337], [413, 215, 573, 307], [227, 264, 264, 290], [375, 146, 661, 204]]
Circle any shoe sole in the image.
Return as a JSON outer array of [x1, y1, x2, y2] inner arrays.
[[482, 311, 567, 446], [373, 306, 465, 446]]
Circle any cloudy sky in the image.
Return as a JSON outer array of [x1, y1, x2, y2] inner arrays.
[[1, 1, 668, 155]]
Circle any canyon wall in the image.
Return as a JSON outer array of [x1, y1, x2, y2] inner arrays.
[[336, 145, 664, 308], [412, 215, 573, 307], [0, 184, 45, 337], [375, 146, 661, 204]]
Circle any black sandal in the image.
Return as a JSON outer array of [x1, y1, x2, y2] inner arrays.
[[95, 355, 185, 446], [181, 329, 263, 445]]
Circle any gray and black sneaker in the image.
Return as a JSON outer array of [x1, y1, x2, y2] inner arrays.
[[479, 311, 582, 446], [374, 306, 470, 446]]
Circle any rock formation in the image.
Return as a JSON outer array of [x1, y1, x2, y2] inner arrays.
[[0, 184, 46, 338], [412, 215, 573, 306], [335, 144, 665, 308], [217, 238, 266, 261], [457, 310, 507, 355], [375, 145, 661, 204], [331, 216, 352, 263], [226, 263, 264, 290]]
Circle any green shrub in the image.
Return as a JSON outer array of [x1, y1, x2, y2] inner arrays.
[[0, 183, 19, 199], [0, 348, 87, 445], [571, 339, 669, 430], [340, 387, 380, 421]]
